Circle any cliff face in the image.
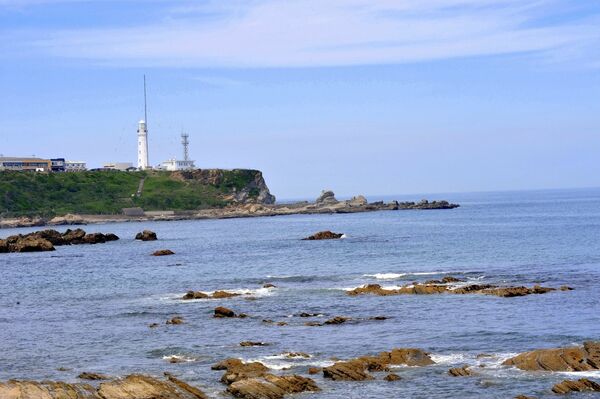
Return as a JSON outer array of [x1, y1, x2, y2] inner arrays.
[[171, 169, 276, 205]]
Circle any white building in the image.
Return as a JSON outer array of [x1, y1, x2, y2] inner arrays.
[[104, 162, 134, 171], [65, 161, 87, 172], [137, 120, 149, 170], [160, 158, 195, 171]]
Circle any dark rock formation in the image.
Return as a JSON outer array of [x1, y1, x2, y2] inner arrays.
[[303, 231, 344, 240], [182, 290, 241, 300], [0, 374, 208, 399], [7, 236, 55, 252], [214, 306, 237, 318], [135, 230, 157, 241], [166, 316, 185, 325], [552, 379, 600, 394], [398, 199, 459, 209], [263, 283, 276, 288], [384, 373, 401, 381], [503, 341, 600, 371], [1, 228, 120, 254], [82, 233, 107, 244], [448, 365, 472, 377], [240, 341, 268, 347], [324, 316, 350, 325], [153, 249, 175, 256], [308, 367, 320, 375]]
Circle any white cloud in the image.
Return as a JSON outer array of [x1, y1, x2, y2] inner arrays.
[[4, 0, 600, 67]]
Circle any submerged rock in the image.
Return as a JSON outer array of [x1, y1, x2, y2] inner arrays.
[[552, 378, 600, 394], [503, 341, 600, 371], [448, 365, 472, 377], [0, 374, 208, 399], [135, 230, 157, 241], [324, 316, 350, 325], [214, 306, 237, 318], [182, 290, 240, 300], [303, 231, 344, 240], [240, 341, 268, 347], [78, 372, 110, 380], [384, 373, 401, 381], [166, 316, 185, 325], [153, 249, 175, 256]]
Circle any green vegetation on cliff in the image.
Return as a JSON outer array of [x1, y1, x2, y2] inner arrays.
[[0, 169, 268, 217]]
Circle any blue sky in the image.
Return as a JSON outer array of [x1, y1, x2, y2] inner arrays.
[[1, 0, 599, 199]]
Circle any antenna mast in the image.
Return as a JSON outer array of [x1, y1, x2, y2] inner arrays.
[[181, 132, 190, 161], [143, 74, 148, 125]]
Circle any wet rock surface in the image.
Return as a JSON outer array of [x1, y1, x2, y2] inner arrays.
[[135, 230, 157, 241], [503, 341, 600, 371], [0, 374, 208, 399], [448, 365, 472, 377], [153, 249, 175, 256], [302, 231, 344, 240], [1, 228, 119, 253], [78, 372, 110, 380], [552, 378, 600, 394], [323, 348, 434, 381], [183, 290, 241, 300]]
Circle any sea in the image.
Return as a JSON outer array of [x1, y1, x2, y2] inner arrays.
[[1, 188, 599, 398]]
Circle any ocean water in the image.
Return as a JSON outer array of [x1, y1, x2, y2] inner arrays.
[[1, 188, 600, 398]]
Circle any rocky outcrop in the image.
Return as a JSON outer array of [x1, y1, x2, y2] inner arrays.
[[214, 306, 247, 318], [0, 228, 120, 254], [398, 200, 459, 209], [324, 316, 350, 325], [0, 374, 208, 399], [503, 341, 600, 371], [384, 373, 401, 381], [166, 316, 185, 325], [323, 348, 434, 381], [135, 230, 157, 241], [183, 290, 241, 300], [240, 341, 268, 347], [78, 372, 110, 380], [48, 213, 85, 226], [153, 249, 175, 256], [552, 379, 600, 394], [7, 236, 55, 252], [316, 190, 338, 205], [347, 282, 561, 298], [227, 374, 319, 399], [303, 231, 344, 240], [448, 365, 472, 377]]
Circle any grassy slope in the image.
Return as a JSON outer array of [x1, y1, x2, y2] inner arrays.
[[0, 170, 255, 217]]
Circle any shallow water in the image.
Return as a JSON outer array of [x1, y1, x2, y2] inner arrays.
[[1, 188, 600, 398]]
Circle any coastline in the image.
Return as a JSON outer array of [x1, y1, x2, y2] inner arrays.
[[0, 198, 459, 229]]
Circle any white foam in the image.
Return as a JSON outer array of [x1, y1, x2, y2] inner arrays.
[[243, 355, 333, 370], [364, 273, 407, 280], [558, 370, 600, 378], [430, 353, 472, 365], [340, 234, 347, 239]]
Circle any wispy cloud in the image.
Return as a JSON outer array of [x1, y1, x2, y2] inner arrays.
[[3, 0, 600, 68]]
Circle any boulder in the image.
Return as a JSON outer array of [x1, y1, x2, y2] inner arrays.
[[216, 359, 270, 385], [153, 249, 175, 256], [263, 283, 276, 288], [307, 367, 320, 375], [104, 233, 119, 241], [62, 228, 87, 244], [503, 341, 600, 371], [183, 291, 210, 300], [316, 190, 338, 205], [0, 374, 208, 399], [135, 230, 157, 241], [212, 290, 241, 299], [552, 378, 600, 394], [323, 360, 374, 381], [166, 316, 185, 325], [82, 233, 107, 244], [303, 231, 344, 240], [8, 236, 55, 252], [0, 239, 8, 253], [324, 316, 350, 325], [384, 373, 401, 381], [348, 195, 368, 206], [240, 341, 268, 347], [448, 365, 472, 377], [214, 306, 236, 318]]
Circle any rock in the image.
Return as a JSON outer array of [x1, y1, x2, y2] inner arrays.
[[448, 365, 472, 377], [308, 367, 320, 375], [348, 195, 368, 206], [240, 341, 268, 347], [0, 374, 208, 399], [514, 396, 537, 399], [275, 321, 287, 326], [217, 360, 270, 385], [183, 291, 210, 300], [323, 348, 434, 381], [62, 228, 87, 244], [8, 236, 55, 252], [82, 233, 107, 244], [214, 306, 236, 318], [283, 352, 311, 359], [78, 372, 110, 380], [316, 190, 338, 205], [324, 316, 350, 325], [149, 323, 159, 328], [303, 231, 344, 240], [560, 285, 574, 291], [297, 312, 319, 318], [384, 373, 401, 381], [481, 285, 555, 297], [227, 374, 319, 399], [263, 283, 276, 288], [503, 341, 600, 371], [153, 249, 175, 256], [304, 322, 322, 327], [0, 239, 8, 253], [48, 214, 85, 226], [166, 316, 185, 325], [104, 233, 119, 241], [370, 316, 388, 320], [212, 290, 241, 299], [135, 230, 157, 241], [552, 378, 600, 394]]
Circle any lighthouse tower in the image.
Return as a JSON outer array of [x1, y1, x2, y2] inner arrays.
[[137, 120, 149, 169]]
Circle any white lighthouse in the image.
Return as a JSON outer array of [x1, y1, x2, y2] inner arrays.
[[137, 119, 149, 170]]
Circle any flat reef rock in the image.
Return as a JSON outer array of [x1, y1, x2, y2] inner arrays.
[[0, 374, 208, 399], [323, 348, 434, 381], [347, 282, 561, 298], [503, 341, 600, 371]]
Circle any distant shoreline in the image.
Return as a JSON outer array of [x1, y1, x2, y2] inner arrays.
[[0, 198, 459, 229]]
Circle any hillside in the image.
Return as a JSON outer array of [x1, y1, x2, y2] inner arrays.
[[0, 169, 275, 217]]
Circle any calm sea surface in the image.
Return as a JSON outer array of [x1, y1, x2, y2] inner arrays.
[[1, 188, 600, 398]]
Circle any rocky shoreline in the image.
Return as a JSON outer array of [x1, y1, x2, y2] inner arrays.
[[0, 191, 459, 229]]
